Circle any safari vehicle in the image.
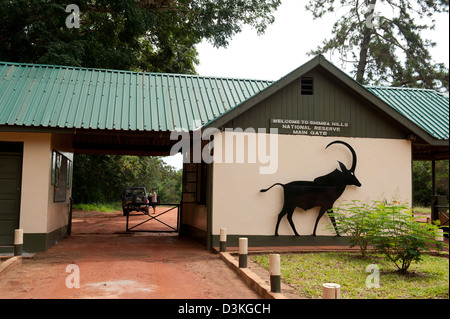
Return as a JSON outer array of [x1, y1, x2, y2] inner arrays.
[[121, 186, 149, 216]]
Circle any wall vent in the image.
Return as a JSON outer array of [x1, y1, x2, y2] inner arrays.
[[301, 77, 314, 95]]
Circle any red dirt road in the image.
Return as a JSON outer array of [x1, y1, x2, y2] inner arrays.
[[71, 207, 180, 234], [0, 209, 261, 299]]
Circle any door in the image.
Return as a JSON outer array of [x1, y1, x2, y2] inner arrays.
[[0, 142, 23, 246]]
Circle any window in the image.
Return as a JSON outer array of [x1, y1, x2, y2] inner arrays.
[[52, 150, 72, 202], [182, 163, 197, 203], [301, 77, 314, 95]]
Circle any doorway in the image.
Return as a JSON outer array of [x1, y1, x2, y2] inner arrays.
[[0, 142, 23, 249]]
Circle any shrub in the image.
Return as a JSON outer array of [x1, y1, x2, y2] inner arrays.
[[368, 201, 441, 273], [327, 200, 377, 257], [330, 200, 444, 273]]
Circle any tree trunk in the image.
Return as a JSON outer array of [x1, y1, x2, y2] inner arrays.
[[356, 0, 377, 83]]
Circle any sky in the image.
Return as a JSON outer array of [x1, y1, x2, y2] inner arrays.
[[196, 0, 449, 81], [162, 0, 449, 170]]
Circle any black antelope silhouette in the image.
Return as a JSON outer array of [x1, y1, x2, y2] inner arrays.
[[260, 141, 361, 236]]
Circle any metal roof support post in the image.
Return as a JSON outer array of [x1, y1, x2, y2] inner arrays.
[[432, 157, 436, 195]]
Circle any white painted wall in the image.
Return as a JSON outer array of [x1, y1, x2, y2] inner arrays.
[[0, 132, 73, 235], [212, 132, 412, 236], [47, 134, 73, 234], [0, 132, 51, 234]]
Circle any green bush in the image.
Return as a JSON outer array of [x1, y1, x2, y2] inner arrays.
[[368, 201, 441, 273], [330, 200, 445, 273], [327, 200, 376, 257]]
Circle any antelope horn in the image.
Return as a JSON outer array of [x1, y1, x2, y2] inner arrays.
[[326, 140, 357, 172]]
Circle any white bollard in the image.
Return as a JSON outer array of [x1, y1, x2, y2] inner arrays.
[[435, 229, 444, 250], [435, 229, 444, 242], [14, 229, 23, 256], [322, 283, 341, 299], [269, 254, 281, 293], [239, 238, 248, 268], [220, 228, 227, 252]]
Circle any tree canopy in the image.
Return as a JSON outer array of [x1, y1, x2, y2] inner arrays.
[[305, 0, 449, 91], [72, 154, 183, 204], [0, 0, 281, 205], [0, 0, 281, 74], [412, 160, 449, 206]]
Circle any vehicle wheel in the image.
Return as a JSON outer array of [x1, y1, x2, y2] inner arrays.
[[123, 208, 129, 216], [145, 206, 149, 215]]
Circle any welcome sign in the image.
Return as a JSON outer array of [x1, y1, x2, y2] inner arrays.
[[270, 118, 351, 136]]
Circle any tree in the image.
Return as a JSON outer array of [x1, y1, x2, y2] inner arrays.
[[412, 160, 449, 206], [0, 0, 281, 74], [305, 0, 449, 91], [72, 154, 183, 204], [0, 0, 281, 205]]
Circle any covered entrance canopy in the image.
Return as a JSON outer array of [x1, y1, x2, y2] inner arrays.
[[0, 61, 272, 156], [0, 61, 272, 251]]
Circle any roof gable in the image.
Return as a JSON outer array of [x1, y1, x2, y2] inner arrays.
[[204, 55, 448, 146]]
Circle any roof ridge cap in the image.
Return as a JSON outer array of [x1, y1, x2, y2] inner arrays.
[[365, 84, 439, 92], [0, 61, 274, 83]]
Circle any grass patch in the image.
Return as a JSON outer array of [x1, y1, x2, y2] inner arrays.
[[73, 201, 122, 213], [252, 252, 449, 299], [413, 206, 431, 215]]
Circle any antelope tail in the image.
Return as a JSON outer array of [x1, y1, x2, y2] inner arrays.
[[260, 183, 283, 193]]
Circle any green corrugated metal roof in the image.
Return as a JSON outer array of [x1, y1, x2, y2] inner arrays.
[[0, 61, 273, 132], [365, 86, 449, 140], [1, 61, 448, 142]]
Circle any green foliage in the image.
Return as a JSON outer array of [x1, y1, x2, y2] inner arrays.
[[72, 201, 122, 212], [72, 154, 182, 205], [368, 201, 441, 273], [0, 0, 281, 73], [412, 160, 449, 206], [328, 200, 377, 256], [330, 200, 445, 273], [305, 0, 449, 92]]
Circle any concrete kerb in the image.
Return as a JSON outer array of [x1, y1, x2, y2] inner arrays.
[[218, 252, 288, 299], [0, 256, 22, 279]]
